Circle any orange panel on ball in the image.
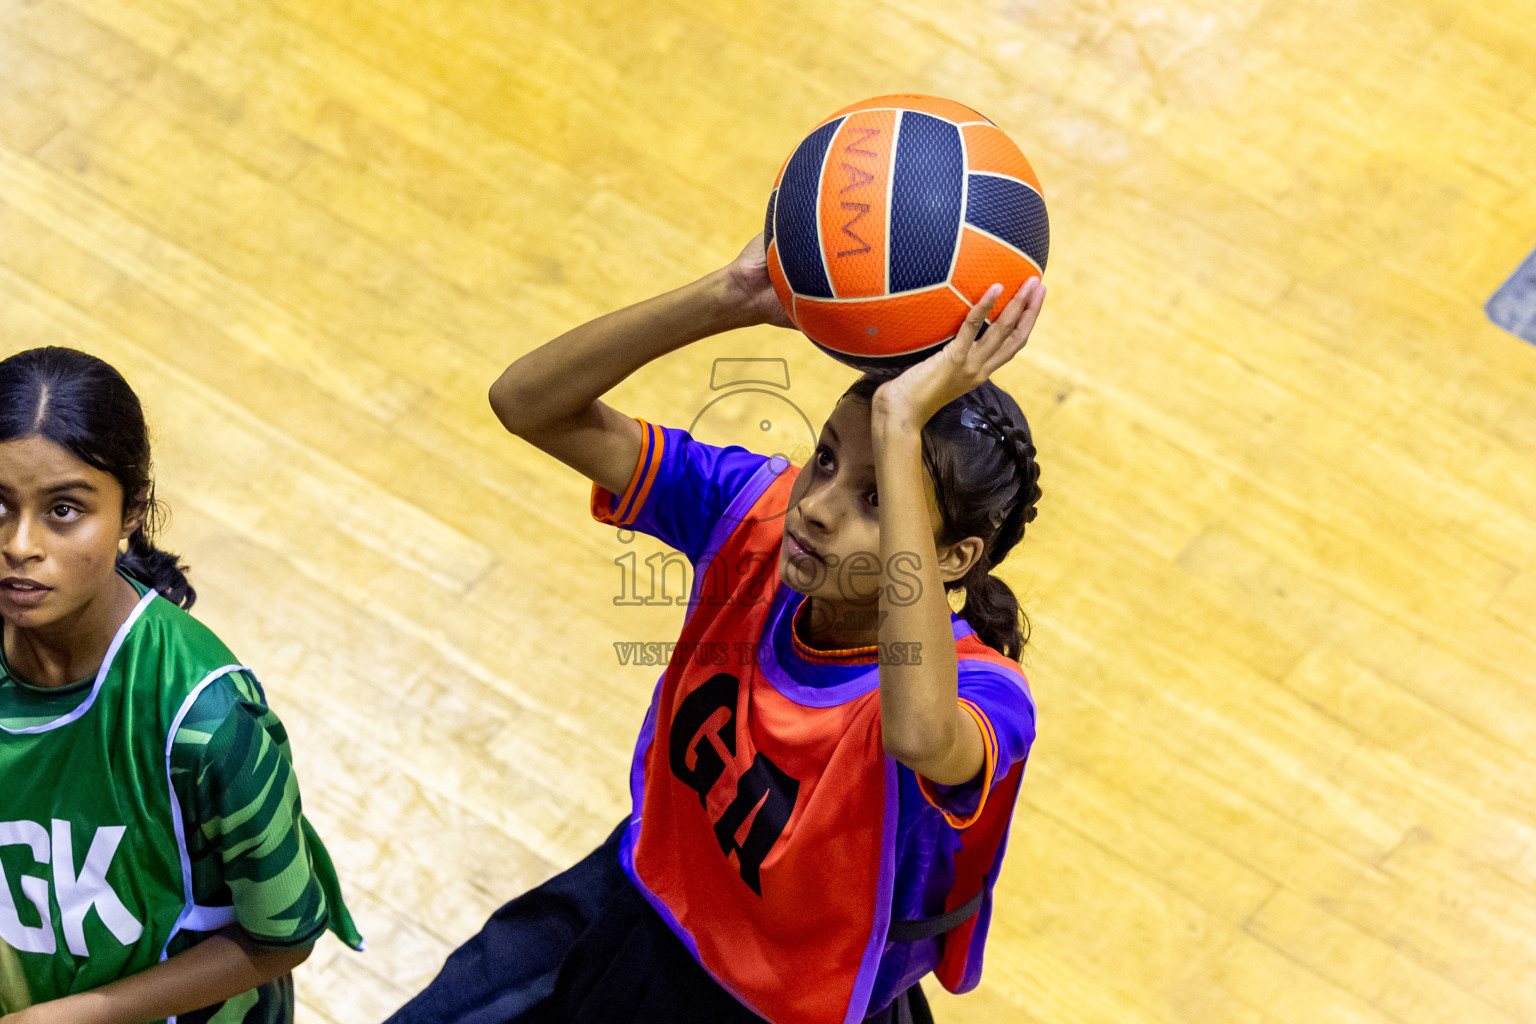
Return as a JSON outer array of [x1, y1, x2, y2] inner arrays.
[[766, 241, 798, 327], [961, 124, 1043, 192], [952, 228, 1040, 319], [794, 286, 972, 359], [820, 108, 896, 299], [821, 94, 993, 128]]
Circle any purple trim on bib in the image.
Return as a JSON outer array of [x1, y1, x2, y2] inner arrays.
[[627, 677, 663, 829], [957, 663, 1035, 715], [844, 754, 901, 1023], [619, 822, 774, 1022], [620, 668, 775, 1018], [757, 598, 984, 709], [954, 770, 1024, 992], [952, 614, 1036, 711], [622, 458, 789, 1021], [757, 588, 882, 708], [686, 457, 790, 611]]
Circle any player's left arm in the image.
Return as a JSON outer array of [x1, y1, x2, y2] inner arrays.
[[871, 279, 1045, 786], [0, 931, 311, 1024]]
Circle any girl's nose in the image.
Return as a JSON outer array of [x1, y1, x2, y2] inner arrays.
[[1, 515, 43, 566], [798, 480, 839, 535]]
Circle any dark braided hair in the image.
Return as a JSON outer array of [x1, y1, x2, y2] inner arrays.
[[843, 372, 1041, 659], [0, 347, 196, 608]]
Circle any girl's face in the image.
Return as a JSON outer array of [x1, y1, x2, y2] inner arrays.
[[778, 396, 947, 610], [0, 436, 136, 633]]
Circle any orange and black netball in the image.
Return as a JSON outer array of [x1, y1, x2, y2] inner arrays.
[[765, 94, 1049, 370]]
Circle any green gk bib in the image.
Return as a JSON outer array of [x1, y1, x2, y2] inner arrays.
[[0, 588, 244, 1015]]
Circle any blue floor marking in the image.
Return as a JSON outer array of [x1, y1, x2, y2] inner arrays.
[[1487, 245, 1536, 345]]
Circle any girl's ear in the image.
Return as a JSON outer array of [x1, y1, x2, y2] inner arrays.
[[121, 490, 149, 542], [937, 536, 985, 583]]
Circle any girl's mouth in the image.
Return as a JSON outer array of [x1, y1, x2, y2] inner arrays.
[[784, 531, 824, 563], [0, 578, 53, 607]]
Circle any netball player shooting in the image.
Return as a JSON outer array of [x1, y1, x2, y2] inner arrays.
[[386, 234, 1045, 1024]]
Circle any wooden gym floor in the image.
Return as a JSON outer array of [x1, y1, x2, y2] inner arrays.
[[3, 0, 1536, 1020]]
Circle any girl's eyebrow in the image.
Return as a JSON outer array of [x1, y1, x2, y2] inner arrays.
[[0, 480, 97, 499], [823, 423, 840, 446], [44, 480, 96, 494]]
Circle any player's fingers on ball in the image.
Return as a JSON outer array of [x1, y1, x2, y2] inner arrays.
[[982, 327, 1027, 375], [975, 326, 1009, 372], [980, 283, 1030, 355], [979, 281, 1030, 351], [981, 282, 1043, 372], [1002, 321, 1033, 363], [1014, 280, 1046, 340], [1003, 277, 1035, 319], [960, 284, 1003, 340], [984, 304, 1023, 355], [964, 325, 995, 366], [992, 279, 1040, 351], [999, 278, 1039, 332]]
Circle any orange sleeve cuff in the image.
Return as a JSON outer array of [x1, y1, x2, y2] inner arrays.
[[590, 418, 663, 528], [917, 699, 999, 830]]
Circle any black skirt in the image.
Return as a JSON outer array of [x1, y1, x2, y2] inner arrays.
[[382, 823, 932, 1024]]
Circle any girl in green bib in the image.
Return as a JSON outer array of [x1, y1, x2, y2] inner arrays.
[[0, 347, 363, 1024]]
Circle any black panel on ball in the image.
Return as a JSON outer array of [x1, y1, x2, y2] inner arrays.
[[776, 118, 843, 299]]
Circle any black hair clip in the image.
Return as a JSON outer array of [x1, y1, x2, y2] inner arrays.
[[960, 406, 1003, 439], [962, 408, 1012, 529], [962, 407, 1034, 459]]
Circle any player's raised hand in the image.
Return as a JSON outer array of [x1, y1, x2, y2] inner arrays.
[[721, 233, 796, 330], [872, 278, 1046, 429]]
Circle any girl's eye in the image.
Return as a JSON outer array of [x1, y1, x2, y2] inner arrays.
[[815, 446, 833, 469], [867, 490, 879, 509], [51, 504, 80, 520]]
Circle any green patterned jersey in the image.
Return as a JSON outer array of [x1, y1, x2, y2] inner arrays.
[[0, 576, 362, 1022]]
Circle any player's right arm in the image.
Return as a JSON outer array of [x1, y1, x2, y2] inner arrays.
[[0, 929, 312, 1024], [490, 235, 793, 494]]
